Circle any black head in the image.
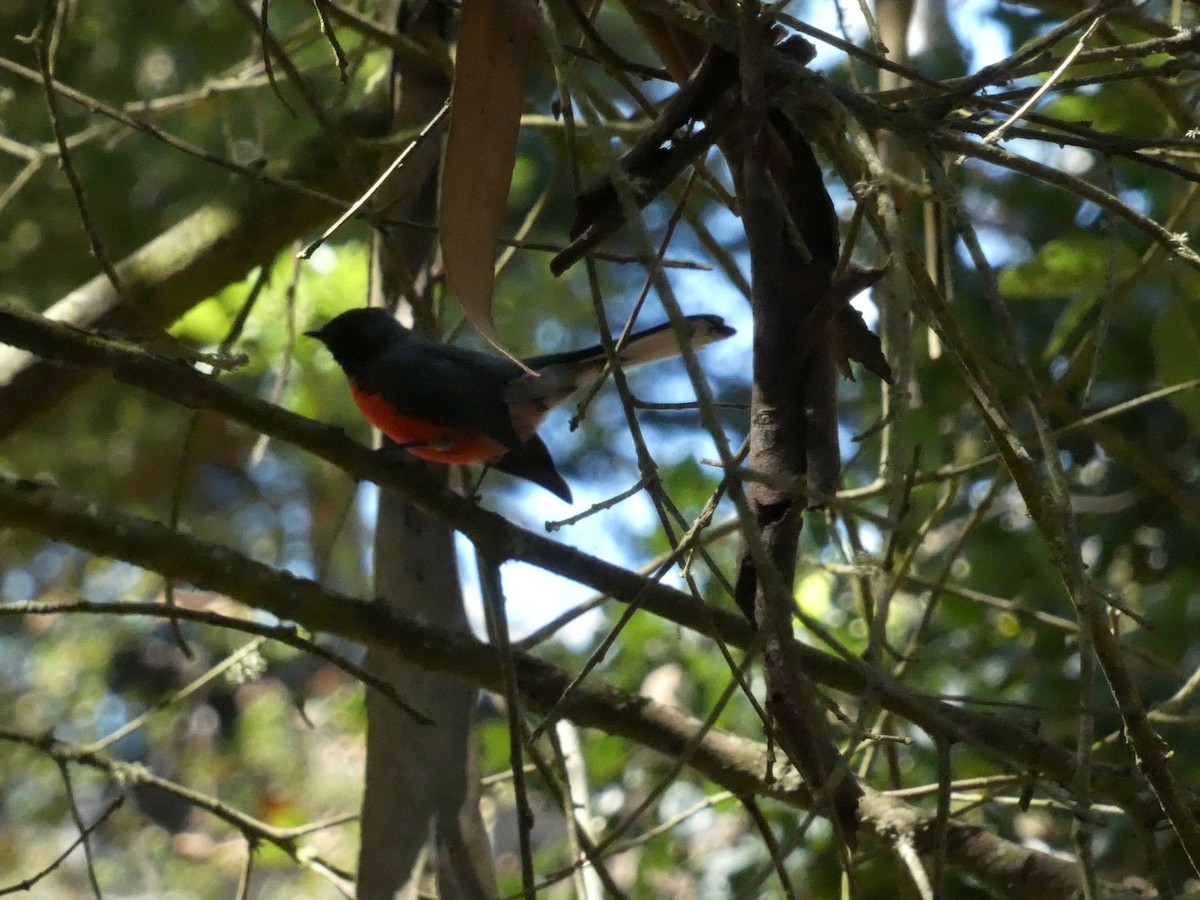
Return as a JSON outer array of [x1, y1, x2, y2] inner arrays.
[[306, 308, 409, 376]]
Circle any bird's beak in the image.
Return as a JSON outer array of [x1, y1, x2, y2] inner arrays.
[[304, 326, 324, 340]]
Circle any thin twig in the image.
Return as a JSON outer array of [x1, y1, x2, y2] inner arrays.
[[299, 99, 450, 258], [3, 596, 431, 722], [235, 840, 257, 900], [973, 15, 1107, 150], [55, 761, 103, 899], [32, 0, 128, 304], [935, 131, 1200, 273], [0, 797, 123, 897], [311, 0, 349, 82], [545, 476, 649, 532], [250, 246, 303, 464], [477, 554, 538, 900], [0, 55, 350, 207], [1084, 156, 1120, 408], [943, 0, 1128, 100], [933, 740, 953, 899], [741, 796, 800, 900], [84, 638, 267, 754], [256, 0, 296, 115]]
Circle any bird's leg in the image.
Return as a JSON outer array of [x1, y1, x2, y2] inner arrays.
[[465, 466, 490, 502]]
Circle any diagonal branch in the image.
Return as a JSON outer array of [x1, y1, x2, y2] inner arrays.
[[0, 100, 395, 439], [0, 472, 1157, 899], [0, 299, 1157, 811], [0, 298, 749, 647]]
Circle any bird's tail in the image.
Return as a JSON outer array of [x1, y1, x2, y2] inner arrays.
[[491, 435, 572, 501], [506, 314, 735, 419]]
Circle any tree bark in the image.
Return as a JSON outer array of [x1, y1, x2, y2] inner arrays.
[[358, 494, 494, 900], [356, 6, 495, 897]]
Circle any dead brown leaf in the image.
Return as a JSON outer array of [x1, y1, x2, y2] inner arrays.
[[441, 0, 537, 345], [834, 304, 893, 383]]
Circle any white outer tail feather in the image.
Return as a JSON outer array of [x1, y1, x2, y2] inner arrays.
[[503, 315, 734, 440]]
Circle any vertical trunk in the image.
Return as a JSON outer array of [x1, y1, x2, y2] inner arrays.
[[359, 494, 495, 900], [731, 8, 861, 846], [355, 6, 495, 898]]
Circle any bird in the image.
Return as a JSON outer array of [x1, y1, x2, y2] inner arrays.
[[306, 307, 735, 502]]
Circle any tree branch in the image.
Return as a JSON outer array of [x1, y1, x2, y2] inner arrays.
[[0, 300, 1154, 812], [0, 472, 1155, 898], [0, 297, 750, 645], [0, 99, 394, 439]]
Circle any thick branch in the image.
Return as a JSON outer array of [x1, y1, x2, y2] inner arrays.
[[0, 298, 748, 644], [0, 300, 1151, 810], [0, 470, 776, 796], [0, 474, 1154, 898], [0, 103, 395, 438]]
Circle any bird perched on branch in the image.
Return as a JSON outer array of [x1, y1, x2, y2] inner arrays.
[[307, 307, 735, 502]]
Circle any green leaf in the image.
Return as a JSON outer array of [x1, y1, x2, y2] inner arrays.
[[1000, 236, 1137, 358], [1153, 296, 1200, 430], [1042, 82, 1168, 138], [999, 236, 1132, 300]]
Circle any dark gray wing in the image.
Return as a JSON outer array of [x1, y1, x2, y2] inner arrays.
[[354, 332, 526, 450]]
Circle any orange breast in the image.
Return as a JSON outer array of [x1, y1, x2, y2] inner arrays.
[[350, 383, 506, 464]]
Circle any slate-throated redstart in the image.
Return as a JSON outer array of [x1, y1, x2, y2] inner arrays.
[[306, 307, 735, 502]]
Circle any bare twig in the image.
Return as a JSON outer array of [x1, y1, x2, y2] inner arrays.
[[478, 554, 537, 899], [31, 0, 127, 304], [299, 99, 450, 258], [0, 798, 123, 897], [934, 131, 1200, 273], [55, 761, 103, 899], [973, 15, 1107, 150], [310, 0, 349, 82]]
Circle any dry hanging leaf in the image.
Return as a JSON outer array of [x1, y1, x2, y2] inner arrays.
[[616, 1, 705, 83], [441, 0, 537, 345], [551, 48, 742, 276], [834, 305, 893, 383]]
